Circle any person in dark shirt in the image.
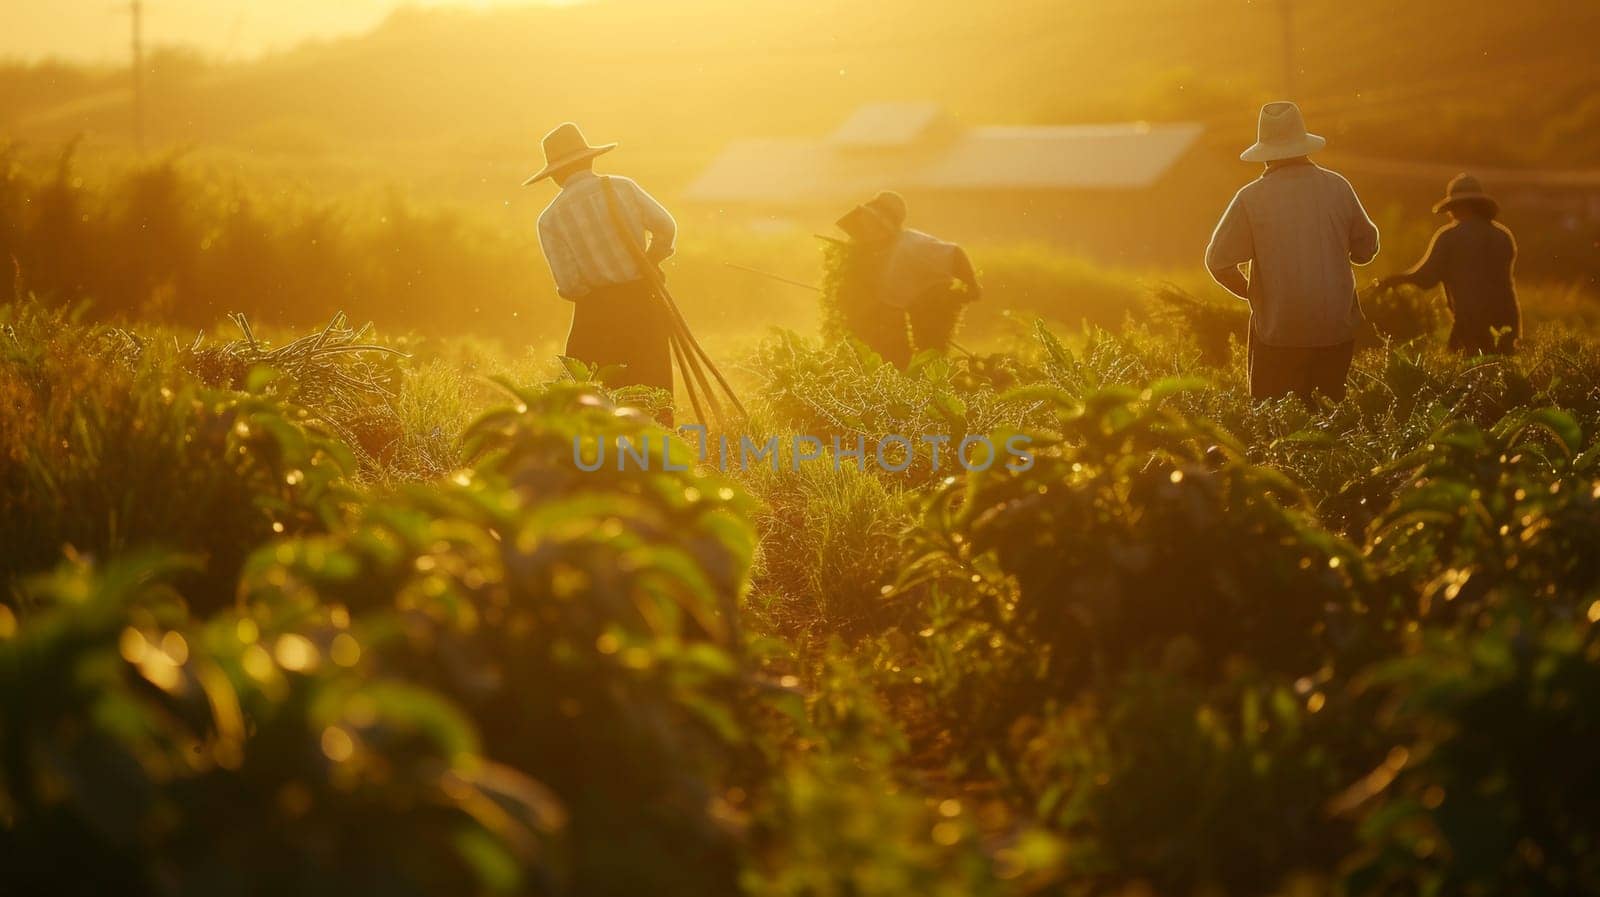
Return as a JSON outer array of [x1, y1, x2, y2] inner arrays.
[[1378, 173, 1521, 354]]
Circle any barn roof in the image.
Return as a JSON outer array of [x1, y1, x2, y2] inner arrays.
[[827, 101, 948, 148], [920, 123, 1203, 190], [684, 107, 1203, 203]]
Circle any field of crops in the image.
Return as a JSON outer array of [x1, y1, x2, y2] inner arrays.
[[4, 0, 1599, 889], [6, 237, 1600, 895]]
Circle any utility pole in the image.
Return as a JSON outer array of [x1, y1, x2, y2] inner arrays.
[[130, 0, 146, 153], [1279, 0, 1296, 99]]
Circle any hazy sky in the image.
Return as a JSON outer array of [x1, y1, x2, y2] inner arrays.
[[0, 1, 553, 62]]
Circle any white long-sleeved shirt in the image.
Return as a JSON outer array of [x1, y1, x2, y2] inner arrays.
[[537, 170, 677, 299], [1205, 162, 1380, 347]]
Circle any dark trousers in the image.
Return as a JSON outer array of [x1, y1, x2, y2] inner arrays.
[[1247, 331, 1354, 403], [847, 297, 913, 369], [908, 289, 965, 357], [851, 289, 967, 370], [565, 280, 673, 394], [1449, 320, 1519, 355]]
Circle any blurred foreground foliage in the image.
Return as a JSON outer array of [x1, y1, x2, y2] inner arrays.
[[5, 290, 1600, 896]]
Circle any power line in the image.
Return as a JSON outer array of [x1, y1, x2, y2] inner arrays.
[[128, 0, 145, 153]]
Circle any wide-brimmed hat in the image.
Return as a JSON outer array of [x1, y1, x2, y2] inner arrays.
[[1239, 101, 1326, 163], [835, 190, 907, 242], [522, 122, 617, 186], [1433, 172, 1498, 214]]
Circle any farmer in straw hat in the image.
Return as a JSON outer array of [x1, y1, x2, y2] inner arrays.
[[526, 122, 678, 396], [1377, 173, 1521, 354], [1206, 101, 1380, 402], [829, 191, 980, 369]]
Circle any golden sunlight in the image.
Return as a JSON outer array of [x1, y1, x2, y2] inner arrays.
[[3, 3, 1600, 895]]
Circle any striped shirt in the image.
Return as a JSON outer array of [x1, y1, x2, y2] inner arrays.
[[537, 170, 677, 299]]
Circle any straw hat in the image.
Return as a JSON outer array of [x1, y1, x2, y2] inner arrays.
[[522, 122, 617, 186], [835, 191, 908, 242], [1433, 172, 1498, 214], [1239, 101, 1326, 163]]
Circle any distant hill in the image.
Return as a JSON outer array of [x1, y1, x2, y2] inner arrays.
[[4, 0, 1598, 192]]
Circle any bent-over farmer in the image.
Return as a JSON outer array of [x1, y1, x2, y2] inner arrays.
[[1206, 101, 1380, 402], [831, 191, 980, 369], [526, 122, 677, 395]]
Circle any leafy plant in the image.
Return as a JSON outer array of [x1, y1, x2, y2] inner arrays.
[[0, 552, 562, 897], [1, 302, 353, 604], [240, 381, 760, 896]]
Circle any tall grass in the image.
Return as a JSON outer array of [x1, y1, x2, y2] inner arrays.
[[0, 301, 354, 604]]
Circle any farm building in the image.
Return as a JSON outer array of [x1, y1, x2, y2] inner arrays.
[[684, 102, 1237, 266]]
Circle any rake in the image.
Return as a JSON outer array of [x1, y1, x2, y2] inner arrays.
[[600, 178, 746, 429]]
